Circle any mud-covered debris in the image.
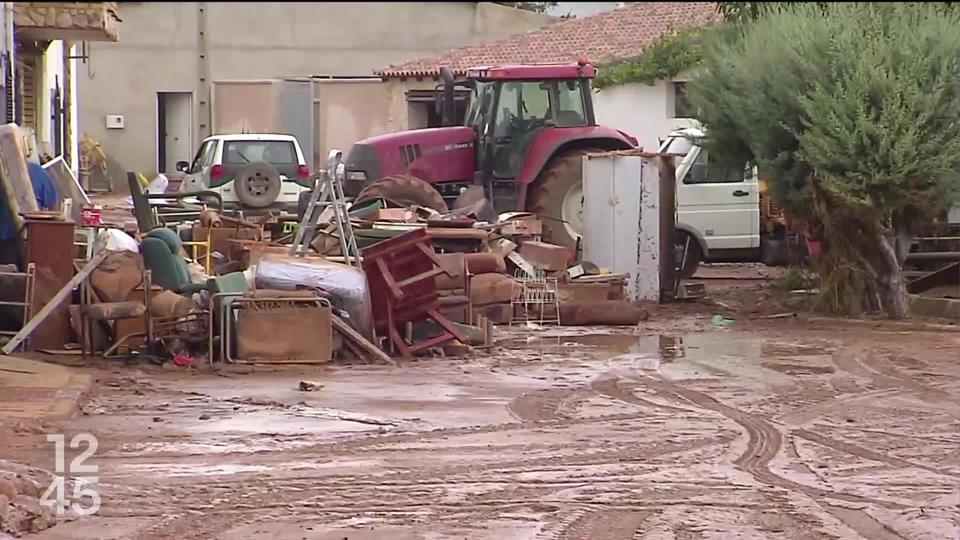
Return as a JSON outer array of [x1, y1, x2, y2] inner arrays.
[[299, 380, 324, 392]]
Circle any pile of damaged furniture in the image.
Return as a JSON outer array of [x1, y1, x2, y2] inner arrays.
[[0, 134, 646, 365]]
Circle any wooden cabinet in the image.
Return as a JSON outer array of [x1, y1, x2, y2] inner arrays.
[[24, 218, 75, 350]]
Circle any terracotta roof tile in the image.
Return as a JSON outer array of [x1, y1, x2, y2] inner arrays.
[[377, 2, 719, 78]]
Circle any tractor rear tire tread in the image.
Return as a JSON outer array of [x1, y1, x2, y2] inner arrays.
[[527, 147, 606, 251], [354, 174, 448, 213]]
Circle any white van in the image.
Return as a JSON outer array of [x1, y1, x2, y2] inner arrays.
[[658, 128, 768, 275]]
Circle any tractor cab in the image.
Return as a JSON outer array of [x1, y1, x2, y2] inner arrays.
[[460, 63, 598, 202]]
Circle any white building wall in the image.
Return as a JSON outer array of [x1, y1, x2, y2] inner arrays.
[[35, 40, 78, 174], [594, 78, 698, 152], [38, 40, 62, 156], [68, 43, 78, 173]]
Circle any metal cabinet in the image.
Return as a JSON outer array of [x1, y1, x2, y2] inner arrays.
[[582, 153, 662, 302]]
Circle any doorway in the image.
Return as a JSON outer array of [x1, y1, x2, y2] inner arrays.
[[157, 92, 192, 173]]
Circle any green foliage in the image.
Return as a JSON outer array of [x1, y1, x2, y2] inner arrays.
[[716, 2, 828, 23], [493, 2, 557, 13], [690, 3, 960, 316], [593, 27, 705, 89], [770, 267, 816, 292], [690, 3, 960, 219]]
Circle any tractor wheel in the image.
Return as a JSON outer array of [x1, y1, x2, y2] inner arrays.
[[527, 147, 605, 251], [354, 174, 448, 213]]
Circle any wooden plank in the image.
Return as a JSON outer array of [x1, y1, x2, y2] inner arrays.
[[2, 249, 108, 355], [330, 315, 395, 365], [0, 124, 39, 244]]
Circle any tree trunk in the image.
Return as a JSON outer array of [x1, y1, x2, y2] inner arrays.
[[874, 229, 909, 319], [892, 210, 915, 266], [810, 178, 910, 317]]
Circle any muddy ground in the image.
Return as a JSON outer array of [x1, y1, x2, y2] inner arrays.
[[2, 282, 959, 539]]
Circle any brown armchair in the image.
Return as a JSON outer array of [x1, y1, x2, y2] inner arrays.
[[435, 253, 473, 325]]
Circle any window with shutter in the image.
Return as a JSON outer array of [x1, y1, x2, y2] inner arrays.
[[18, 53, 38, 130]]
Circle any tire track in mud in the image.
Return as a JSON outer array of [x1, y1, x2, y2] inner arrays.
[[103, 433, 738, 516], [793, 428, 958, 478], [555, 510, 654, 540], [823, 505, 906, 540], [832, 349, 959, 415], [507, 388, 580, 422], [590, 377, 694, 414], [634, 375, 907, 510], [777, 387, 904, 426]]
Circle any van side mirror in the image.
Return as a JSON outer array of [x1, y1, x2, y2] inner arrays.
[[175, 161, 189, 172]]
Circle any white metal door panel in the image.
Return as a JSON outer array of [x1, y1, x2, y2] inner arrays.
[[583, 153, 617, 266], [583, 153, 660, 302], [163, 92, 192, 175], [634, 157, 660, 302]]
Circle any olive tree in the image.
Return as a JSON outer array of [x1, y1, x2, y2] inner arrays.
[[689, 3, 960, 318]]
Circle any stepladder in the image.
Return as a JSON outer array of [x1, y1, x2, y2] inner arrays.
[[289, 150, 360, 266]]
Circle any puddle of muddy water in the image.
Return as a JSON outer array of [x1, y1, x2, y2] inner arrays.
[[502, 330, 797, 387]]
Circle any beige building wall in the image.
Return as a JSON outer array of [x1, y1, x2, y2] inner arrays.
[[78, 2, 554, 180], [212, 81, 283, 135], [313, 80, 392, 166]]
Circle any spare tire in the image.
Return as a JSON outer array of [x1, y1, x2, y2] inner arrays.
[[354, 174, 448, 213], [234, 162, 282, 208]]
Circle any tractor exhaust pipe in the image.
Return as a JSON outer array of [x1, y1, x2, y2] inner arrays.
[[440, 66, 455, 127]]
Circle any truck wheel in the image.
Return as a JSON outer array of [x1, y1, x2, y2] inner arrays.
[[675, 232, 702, 278], [527, 147, 604, 251], [235, 162, 282, 208], [354, 174, 448, 213]]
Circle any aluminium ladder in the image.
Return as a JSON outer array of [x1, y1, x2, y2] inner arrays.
[[288, 151, 360, 267]]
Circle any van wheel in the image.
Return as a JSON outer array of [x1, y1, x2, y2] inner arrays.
[[675, 232, 702, 278]]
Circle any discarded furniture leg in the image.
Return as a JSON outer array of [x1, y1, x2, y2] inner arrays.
[[331, 315, 395, 365], [361, 228, 465, 356]]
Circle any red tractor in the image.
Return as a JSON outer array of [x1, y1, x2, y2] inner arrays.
[[341, 61, 638, 250]]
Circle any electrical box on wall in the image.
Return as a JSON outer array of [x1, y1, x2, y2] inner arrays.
[[105, 115, 124, 129]]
